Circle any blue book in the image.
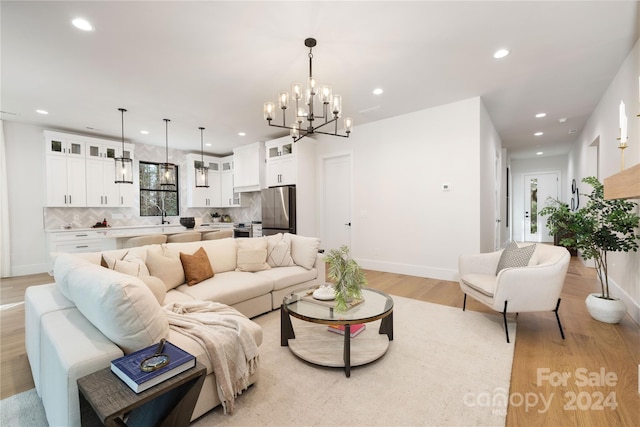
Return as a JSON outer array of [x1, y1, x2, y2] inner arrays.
[[110, 340, 196, 393]]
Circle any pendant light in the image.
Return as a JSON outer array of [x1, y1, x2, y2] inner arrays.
[[114, 108, 133, 184], [195, 127, 209, 188], [159, 118, 176, 187]]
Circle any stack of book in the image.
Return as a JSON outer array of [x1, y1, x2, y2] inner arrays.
[[327, 323, 366, 338], [110, 340, 195, 393]]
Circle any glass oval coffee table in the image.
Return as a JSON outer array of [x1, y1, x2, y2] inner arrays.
[[281, 286, 394, 377]]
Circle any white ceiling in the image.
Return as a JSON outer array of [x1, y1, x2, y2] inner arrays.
[[2, 1, 639, 159]]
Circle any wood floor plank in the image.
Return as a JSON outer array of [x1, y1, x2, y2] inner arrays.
[[1, 259, 638, 425]]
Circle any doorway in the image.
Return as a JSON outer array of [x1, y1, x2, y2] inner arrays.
[[321, 153, 352, 252], [523, 171, 559, 242]]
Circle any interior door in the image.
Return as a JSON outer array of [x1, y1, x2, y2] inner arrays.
[[322, 154, 351, 252], [523, 172, 558, 242]]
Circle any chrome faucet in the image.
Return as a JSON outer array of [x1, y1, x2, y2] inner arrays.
[[161, 210, 169, 224]]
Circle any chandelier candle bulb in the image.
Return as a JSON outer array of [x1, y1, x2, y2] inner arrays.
[[292, 84, 303, 100], [332, 95, 342, 116], [619, 101, 627, 144], [320, 85, 332, 103], [344, 117, 353, 133], [264, 102, 275, 121], [278, 92, 289, 109]]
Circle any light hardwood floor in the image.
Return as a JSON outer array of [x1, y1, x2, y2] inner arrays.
[[1, 258, 638, 425]]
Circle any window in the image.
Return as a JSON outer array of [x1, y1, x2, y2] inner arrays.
[[139, 161, 179, 216]]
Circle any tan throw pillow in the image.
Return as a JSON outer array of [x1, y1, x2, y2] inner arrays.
[[180, 247, 214, 286], [146, 247, 185, 290], [266, 234, 295, 267], [138, 275, 167, 304], [287, 233, 321, 270], [236, 249, 271, 272]]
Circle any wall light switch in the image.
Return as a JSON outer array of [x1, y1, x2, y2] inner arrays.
[[442, 183, 451, 191]]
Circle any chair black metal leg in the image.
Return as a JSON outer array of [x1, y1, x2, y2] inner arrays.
[[502, 300, 510, 343], [462, 294, 467, 311], [554, 298, 565, 340]]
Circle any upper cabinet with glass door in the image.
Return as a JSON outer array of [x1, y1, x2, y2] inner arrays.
[[46, 135, 85, 158], [266, 140, 294, 159], [86, 139, 134, 162]]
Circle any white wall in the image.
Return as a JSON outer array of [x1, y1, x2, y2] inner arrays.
[[479, 100, 503, 252], [567, 38, 640, 324], [510, 155, 569, 242], [315, 97, 486, 281], [3, 122, 50, 275]]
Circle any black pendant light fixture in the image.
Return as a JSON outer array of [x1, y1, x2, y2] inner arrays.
[[114, 108, 133, 184], [195, 127, 209, 188], [263, 37, 353, 142], [159, 118, 176, 187]]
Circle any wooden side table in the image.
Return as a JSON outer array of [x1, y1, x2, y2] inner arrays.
[[77, 361, 206, 427]]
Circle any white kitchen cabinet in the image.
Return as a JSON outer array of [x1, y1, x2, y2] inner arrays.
[[233, 141, 265, 192], [45, 131, 135, 208], [45, 132, 87, 207], [265, 140, 294, 159], [186, 154, 222, 208], [266, 156, 297, 187], [219, 156, 243, 207]]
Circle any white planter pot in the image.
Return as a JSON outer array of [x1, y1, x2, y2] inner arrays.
[[585, 293, 627, 324]]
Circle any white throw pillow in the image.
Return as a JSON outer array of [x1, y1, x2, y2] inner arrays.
[[146, 246, 185, 290], [266, 233, 295, 267], [55, 253, 169, 353], [102, 251, 150, 277], [286, 233, 320, 270], [496, 241, 537, 275], [236, 249, 271, 272]]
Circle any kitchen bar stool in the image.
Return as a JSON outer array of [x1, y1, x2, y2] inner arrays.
[[201, 229, 234, 240], [123, 234, 167, 248], [167, 232, 202, 243]]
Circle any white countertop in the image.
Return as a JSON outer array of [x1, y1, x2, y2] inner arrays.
[[46, 222, 235, 238]]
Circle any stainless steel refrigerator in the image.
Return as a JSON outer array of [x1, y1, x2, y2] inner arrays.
[[261, 186, 296, 236]]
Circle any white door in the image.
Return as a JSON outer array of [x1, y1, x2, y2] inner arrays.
[[494, 151, 501, 250], [322, 154, 351, 252], [523, 172, 558, 242]]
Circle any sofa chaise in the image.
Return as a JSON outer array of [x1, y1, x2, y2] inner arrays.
[[25, 233, 325, 427]]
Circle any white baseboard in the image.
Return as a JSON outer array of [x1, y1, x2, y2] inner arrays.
[[355, 258, 458, 282], [7, 262, 49, 278], [607, 277, 640, 326]]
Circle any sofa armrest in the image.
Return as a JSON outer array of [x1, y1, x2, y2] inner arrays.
[[314, 252, 326, 284]]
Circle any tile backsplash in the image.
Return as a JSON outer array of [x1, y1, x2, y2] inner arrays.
[[44, 192, 261, 229]]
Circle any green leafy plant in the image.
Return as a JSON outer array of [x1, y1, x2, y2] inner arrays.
[[540, 176, 640, 300], [325, 245, 367, 312]]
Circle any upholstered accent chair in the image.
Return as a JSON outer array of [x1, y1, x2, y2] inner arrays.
[[167, 232, 202, 243], [123, 233, 167, 248], [458, 243, 571, 343]]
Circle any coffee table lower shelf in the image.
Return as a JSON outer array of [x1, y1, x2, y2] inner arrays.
[[287, 324, 390, 368]]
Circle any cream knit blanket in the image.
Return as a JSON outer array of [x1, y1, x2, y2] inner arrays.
[[163, 301, 259, 414]]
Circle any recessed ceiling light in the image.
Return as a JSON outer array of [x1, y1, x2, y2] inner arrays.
[[72, 18, 93, 31], [534, 132, 544, 136], [535, 113, 546, 118], [493, 49, 510, 59], [373, 88, 384, 95], [558, 118, 567, 123], [205, 143, 212, 147], [536, 152, 543, 155], [36, 109, 49, 115], [140, 130, 149, 135], [569, 129, 577, 134], [238, 132, 246, 136]]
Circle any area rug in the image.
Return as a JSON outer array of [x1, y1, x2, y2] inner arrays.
[[0, 296, 515, 427]]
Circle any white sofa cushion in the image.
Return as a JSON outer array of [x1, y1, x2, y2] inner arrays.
[[236, 238, 270, 272], [175, 271, 273, 307], [53, 253, 169, 353], [286, 233, 321, 270], [255, 265, 317, 291], [166, 238, 238, 273]]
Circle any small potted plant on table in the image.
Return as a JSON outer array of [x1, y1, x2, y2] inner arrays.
[[325, 245, 367, 312]]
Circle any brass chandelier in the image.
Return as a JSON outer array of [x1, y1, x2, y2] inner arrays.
[[264, 38, 353, 142]]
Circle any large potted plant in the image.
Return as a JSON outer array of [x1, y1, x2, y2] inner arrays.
[[325, 245, 367, 312], [540, 176, 640, 323]]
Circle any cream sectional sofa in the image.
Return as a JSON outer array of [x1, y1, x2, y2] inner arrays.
[[25, 233, 324, 427]]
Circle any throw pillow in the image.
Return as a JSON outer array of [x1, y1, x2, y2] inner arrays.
[[236, 249, 271, 272], [496, 241, 537, 275], [180, 247, 214, 286], [287, 233, 321, 270], [266, 233, 295, 267], [102, 251, 150, 277], [146, 246, 185, 290], [138, 275, 167, 304]]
